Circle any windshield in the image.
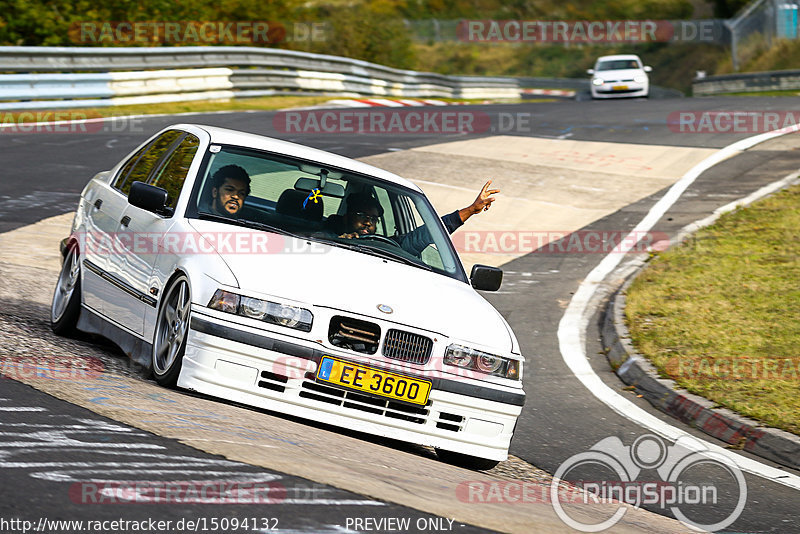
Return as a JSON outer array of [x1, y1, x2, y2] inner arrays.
[[189, 144, 467, 282], [596, 59, 641, 71]]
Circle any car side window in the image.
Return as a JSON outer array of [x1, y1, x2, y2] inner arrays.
[[112, 130, 183, 196], [149, 134, 200, 210]]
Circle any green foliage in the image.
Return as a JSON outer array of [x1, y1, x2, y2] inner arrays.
[[306, 4, 416, 69], [414, 41, 729, 93], [397, 0, 693, 19]]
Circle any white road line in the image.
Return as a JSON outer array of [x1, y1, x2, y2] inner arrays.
[[0, 407, 47, 411], [557, 126, 800, 491]]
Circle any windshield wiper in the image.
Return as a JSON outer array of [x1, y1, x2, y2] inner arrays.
[[197, 212, 305, 240], [310, 236, 432, 271]]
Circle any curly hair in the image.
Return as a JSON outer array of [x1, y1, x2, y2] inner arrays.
[[211, 165, 251, 195]]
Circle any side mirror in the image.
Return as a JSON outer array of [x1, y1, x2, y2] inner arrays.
[[128, 181, 169, 215], [470, 264, 503, 291], [643, 66, 653, 72], [587, 69, 595, 75]]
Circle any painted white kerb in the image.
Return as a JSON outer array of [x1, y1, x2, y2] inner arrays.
[[557, 125, 800, 491]]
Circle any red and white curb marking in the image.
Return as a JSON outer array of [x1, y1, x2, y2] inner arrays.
[[325, 98, 472, 108], [520, 88, 576, 97]]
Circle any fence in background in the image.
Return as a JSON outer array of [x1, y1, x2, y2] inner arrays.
[[727, 0, 800, 70]]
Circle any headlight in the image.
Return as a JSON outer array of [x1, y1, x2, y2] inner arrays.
[[444, 344, 521, 380], [208, 289, 313, 332], [633, 75, 647, 83], [592, 78, 604, 86]]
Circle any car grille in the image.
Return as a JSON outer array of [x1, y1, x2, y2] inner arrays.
[[382, 329, 433, 365]]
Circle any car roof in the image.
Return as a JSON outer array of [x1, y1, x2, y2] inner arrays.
[[596, 55, 642, 62], [180, 123, 422, 193]]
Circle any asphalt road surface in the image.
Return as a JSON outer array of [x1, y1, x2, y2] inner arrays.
[[1, 97, 799, 533]]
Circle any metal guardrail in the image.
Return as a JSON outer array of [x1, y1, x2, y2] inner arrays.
[[693, 69, 800, 95], [516, 77, 589, 90], [0, 46, 520, 110]]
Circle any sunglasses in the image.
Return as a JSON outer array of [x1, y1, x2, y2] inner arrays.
[[354, 212, 380, 224]]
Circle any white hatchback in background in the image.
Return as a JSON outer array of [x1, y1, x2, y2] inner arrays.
[[588, 54, 652, 99], [50, 124, 525, 470]]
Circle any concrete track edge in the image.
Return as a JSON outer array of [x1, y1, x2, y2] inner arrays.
[[600, 165, 800, 472]]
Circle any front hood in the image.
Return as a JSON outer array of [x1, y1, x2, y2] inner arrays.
[[596, 69, 645, 81], [188, 219, 512, 352]]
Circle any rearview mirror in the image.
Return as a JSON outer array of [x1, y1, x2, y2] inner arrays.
[[294, 177, 345, 197], [128, 181, 170, 215], [470, 264, 503, 291]]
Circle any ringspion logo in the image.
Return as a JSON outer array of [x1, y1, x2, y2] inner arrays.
[[551, 434, 746, 531]]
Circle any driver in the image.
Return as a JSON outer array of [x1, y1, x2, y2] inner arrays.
[[208, 165, 251, 218], [330, 181, 498, 255], [332, 193, 384, 239]]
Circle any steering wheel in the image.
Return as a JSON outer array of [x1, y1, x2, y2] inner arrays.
[[358, 234, 402, 248]]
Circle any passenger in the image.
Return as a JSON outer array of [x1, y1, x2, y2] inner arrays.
[[332, 181, 499, 255], [208, 165, 251, 217]]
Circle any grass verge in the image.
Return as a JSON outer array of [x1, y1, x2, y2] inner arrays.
[[625, 183, 800, 435], [0, 96, 334, 123], [0, 94, 519, 125]]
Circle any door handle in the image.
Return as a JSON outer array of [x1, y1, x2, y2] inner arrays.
[[120, 216, 131, 227], [93, 199, 103, 209]]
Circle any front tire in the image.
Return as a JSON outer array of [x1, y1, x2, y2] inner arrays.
[[435, 448, 500, 471], [51, 245, 82, 336], [152, 275, 191, 387]]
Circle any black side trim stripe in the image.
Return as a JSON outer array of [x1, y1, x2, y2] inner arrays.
[[190, 315, 526, 407], [83, 259, 157, 308]]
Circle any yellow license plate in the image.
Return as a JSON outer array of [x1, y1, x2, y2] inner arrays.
[[317, 356, 431, 405], [612, 85, 629, 90]]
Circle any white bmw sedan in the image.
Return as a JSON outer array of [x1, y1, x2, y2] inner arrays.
[[51, 124, 525, 469], [588, 54, 652, 99]]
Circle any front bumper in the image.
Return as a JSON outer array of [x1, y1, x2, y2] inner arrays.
[[179, 310, 524, 461], [591, 82, 648, 98]]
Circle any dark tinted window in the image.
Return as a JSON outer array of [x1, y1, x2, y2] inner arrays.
[[149, 134, 200, 209], [113, 130, 183, 195]]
